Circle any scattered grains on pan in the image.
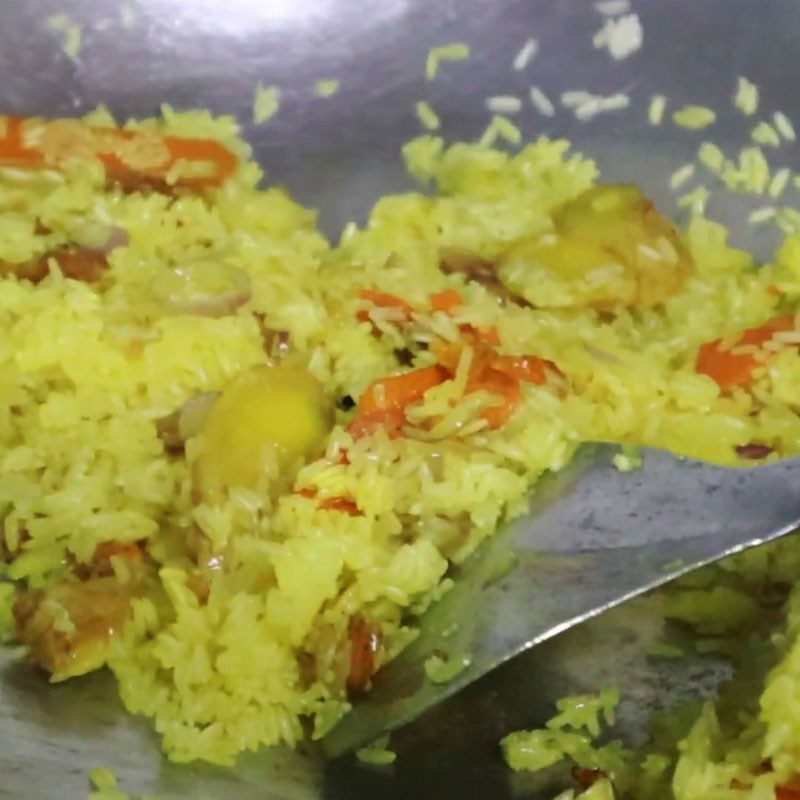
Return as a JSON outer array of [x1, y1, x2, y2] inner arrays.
[[426, 43, 470, 80], [769, 168, 791, 199], [774, 111, 797, 142], [562, 90, 596, 108], [740, 146, 770, 193], [356, 735, 396, 766], [595, 0, 631, 15], [751, 121, 782, 149], [415, 101, 441, 131], [648, 95, 667, 126], [479, 115, 522, 147], [748, 207, 777, 225], [613, 445, 642, 472], [673, 106, 717, 130], [486, 95, 523, 115], [775, 207, 800, 234], [425, 652, 472, 683], [47, 14, 82, 60], [733, 76, 759, 116], [252, 84, 280, 124], [697, 142, 725, 174], [512, 38, 539, 71], [593, 14, 643, 60], [572, 93, 630, 121], [677, 185, 710, 216], [669, 164, 696, 190], [314, 79, 340, 98], [529, 86, 555, 117]]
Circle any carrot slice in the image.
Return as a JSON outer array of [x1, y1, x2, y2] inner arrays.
[[430, 289, 462, 313], [348, 407, 408, 440], [696, 314, 796, 388], [492, 355, 560, 385], [356, 290, 414, 322], [0, 116, 237, 188], [468, 367, 521, 428], [296, 488, 360, 516], [357, 365, 449, 416], [777, 785, 800, 800], [349, 365, 449, 439]]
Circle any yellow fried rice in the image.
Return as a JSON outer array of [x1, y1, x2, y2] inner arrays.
[[1, 108, 800, 800]]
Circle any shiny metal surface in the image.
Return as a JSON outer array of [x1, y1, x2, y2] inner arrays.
[[1, 0, 799, 798], [325, 448, 800, 755]]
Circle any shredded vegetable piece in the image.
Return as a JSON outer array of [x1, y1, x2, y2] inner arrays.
[[696, 315, 796, 388], [0, 116, 237, 188]]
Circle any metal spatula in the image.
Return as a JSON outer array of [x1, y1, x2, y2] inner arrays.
[[323, 445, 800, 757]]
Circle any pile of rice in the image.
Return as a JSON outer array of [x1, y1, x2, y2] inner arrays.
[[2, 109, 800, 799]]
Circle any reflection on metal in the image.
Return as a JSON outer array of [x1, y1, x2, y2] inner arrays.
[[324, 447, 800, 755]]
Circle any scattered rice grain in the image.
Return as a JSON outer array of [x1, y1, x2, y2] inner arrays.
[[748, 207, 777, 225], [479, 115, 522, 147], [733, 76, 759, 116], [415, 101, 441, 131], [673, 106, 717, 130], [697, 141, 725, 174], [752, 121, 781, 149], [669, 163, 696, 190], [314, 79, 340, 99], [774, 111, 797, 142], [426, 43, 470, 80], [648, 95, 667, 126], [486, 96, 523, 115], [769, 168, 791, 199], [592, 14, 643, 60], [594, 0, 631, 15], [252, 84, 280, 124], [529, 86, 555, 117], [47, 14, 82, 60], [512, 38, 539, 71], [677, 185, 710, 216]]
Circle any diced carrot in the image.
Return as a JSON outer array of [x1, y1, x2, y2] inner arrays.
[[318, 497, 360, 516], [492, 355, 560, 385], [348, 407, 407, 440], [296, 488, 360, 516], [0, 116, 237, 188], [429, 337, 494, 379], [468, 367, 520, 428], [430, 289, 462, 313], [459, 323, 501, 346], [356, 290, 414, 322], [357, 365, 449, 416], [776, 785, 800, 800], [349, 366, 448, 439], [696, 314, 796, 388]]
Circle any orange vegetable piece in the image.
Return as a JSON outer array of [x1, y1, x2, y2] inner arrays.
[[696, 314, 796, 388], [296, 488, 360, 516], [348, 365, 449, 439], [468, 367, 521, 428], [460, 324, 501, 346], [356, 290, 414, 322], [777, 785, 800, 800], [347, 615, 382, 695], [492, 354, 560, 385], [0, 115, 237, 188], [430, 289, 462, 313], [357, 365, 449, 416]]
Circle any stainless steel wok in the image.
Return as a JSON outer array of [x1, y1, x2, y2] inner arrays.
[[0, 1, 797, 798]]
